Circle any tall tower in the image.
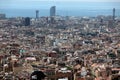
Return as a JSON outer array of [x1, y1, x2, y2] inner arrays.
[[0, 14, 6, 19], [36, 10, 39, 19], [113, 8, 115, 21], [25, 17, 30, 26], [50, 6, 56, 16]]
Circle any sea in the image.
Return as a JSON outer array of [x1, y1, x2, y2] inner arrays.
[[0, 9, 120, 18], [0, 2, 120, 17]]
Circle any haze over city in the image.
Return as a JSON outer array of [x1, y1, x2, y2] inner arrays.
[[0, 0, 120, 80], [0, 0, 120, 17]]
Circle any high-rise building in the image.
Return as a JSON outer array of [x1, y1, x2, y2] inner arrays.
[[0, 14, 6, 19], [36, 10, 39, 19], [25, 17, 30, 26], [113, 8, 115, 21], [50, 6, 56, 16]]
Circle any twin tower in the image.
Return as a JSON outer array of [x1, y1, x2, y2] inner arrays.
[[35, 6, 56, 19]]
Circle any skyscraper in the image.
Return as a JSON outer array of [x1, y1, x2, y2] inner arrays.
[[50, 6, 56, 16], [36, 10, 39, 19], [0, 14, 6, 19], [113, 8, 115, 21], [25, 17, 30, 26]]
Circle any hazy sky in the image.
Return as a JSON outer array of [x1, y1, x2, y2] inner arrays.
[[0, 0, 120, 9], [1, 0, 120, 2]]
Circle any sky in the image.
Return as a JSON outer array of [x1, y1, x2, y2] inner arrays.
[[0, 0, 120, 10]]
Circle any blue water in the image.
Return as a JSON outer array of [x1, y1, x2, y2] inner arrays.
[[0, 9, 120, 17], [0, 2, 120, 17]]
